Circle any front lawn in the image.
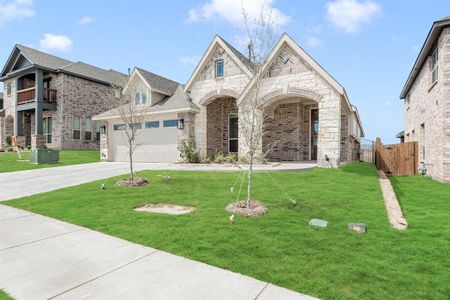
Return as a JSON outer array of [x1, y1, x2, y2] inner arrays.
[[5, 163, 449, 299], [0, 150, 99, 173]]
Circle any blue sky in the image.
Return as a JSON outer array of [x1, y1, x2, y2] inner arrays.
[[0, 0, 449, 143]]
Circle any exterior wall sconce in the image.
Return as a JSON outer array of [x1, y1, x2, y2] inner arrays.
[[177, 118, 184, 130]]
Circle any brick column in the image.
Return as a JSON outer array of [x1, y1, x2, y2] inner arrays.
[[31, 134, 46, 149]]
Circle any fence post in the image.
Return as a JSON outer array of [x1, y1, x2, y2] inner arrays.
[[375, 137, 381, 170]]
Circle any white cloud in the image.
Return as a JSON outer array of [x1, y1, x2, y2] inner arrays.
[[39, 34, 73, 52], [78, 16, 93, 25], [178, 56, 199, 66], [306, 36, 321, 48], [186, 0, 290, 30], [0, 0, 35, 25], [326, 0, 381, 33], [384, 101, 392, 107]]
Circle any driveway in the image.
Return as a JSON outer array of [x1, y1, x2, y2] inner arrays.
[[0, 205, 316, 300], [0, 161, 316, 201]]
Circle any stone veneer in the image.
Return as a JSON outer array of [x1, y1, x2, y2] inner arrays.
[[403, 27, 450, 183]]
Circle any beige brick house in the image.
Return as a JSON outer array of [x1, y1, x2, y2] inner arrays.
[[0, 45, 127, 150], [400, 16, 450, 183], [96, 34, 364, 167]]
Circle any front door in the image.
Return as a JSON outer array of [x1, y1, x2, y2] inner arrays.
[[311, 109, 319, 160]]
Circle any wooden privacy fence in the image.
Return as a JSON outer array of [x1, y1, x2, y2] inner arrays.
[[375, 138, 418, 176]]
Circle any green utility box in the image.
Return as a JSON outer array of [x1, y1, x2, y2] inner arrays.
[[29, 149, 60, 165]]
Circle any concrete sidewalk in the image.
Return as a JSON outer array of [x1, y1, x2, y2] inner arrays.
[[0, 205, 316, 300], [0, 161, 316, 201]]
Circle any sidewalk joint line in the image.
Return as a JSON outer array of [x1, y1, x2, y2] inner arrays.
[[0, 228, 85, 252], [0, 214, 34, 222], [48, 250, 158, 299], [254, 282, 270, 300]]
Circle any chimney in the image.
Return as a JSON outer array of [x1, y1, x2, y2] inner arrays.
[[247, 43, 253, 61], [127, 68, 131, 77]]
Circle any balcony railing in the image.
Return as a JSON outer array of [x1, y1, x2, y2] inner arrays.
[[17, 87, 57, 104]]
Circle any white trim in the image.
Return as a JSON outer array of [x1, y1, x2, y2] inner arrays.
[[184, 36, 253, 92], [93, 107, 199, 121]]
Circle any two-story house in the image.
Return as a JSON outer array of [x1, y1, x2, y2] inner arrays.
[[95, 34, 364, 167], [0, 45, 127, 150], [400, 16, 450, 183]]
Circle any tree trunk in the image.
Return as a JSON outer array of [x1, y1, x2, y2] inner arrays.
[[247, 153, 253, 208], [129, 141, 134, 179]]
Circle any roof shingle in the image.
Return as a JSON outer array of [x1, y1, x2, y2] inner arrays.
[[136, 67, 180, 95]]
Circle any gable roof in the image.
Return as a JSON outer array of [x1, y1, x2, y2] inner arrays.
[[237, 33, 351, 108], [184, 35, 255, 91], [400, 16, 450, 98], [136, 67, 180, 95], [93, 84, 199, 120], [217, 36, 255, 71], [1, 44, 127, 86]]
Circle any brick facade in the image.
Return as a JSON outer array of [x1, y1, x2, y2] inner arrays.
[[403, 27, 450, 183], [206, 97, 237, 155]]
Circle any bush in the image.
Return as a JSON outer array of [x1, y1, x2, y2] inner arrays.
[[224, 153, 238, 164], [178, 139, 200, 163], [213, 151, 226, 164], [5, 135, 12, 147]]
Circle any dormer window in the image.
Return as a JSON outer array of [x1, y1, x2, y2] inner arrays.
[[134, 90, 148, 105], [430, 48, 438, 85], [215, 60, 224, 78]]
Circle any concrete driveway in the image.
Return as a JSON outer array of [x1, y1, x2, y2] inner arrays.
[[0, 205, 316, 300], [0, 161, 316, 201]]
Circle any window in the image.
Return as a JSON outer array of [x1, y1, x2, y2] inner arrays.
[[6, 83, 12, 96], [43, 117, 52, 143], [430, 48, 438, 85], [85, 118, 92, 140], [163, 119, 178, 127], [129, 123, 142, 130], [73, 117, 81, 139], [96, 121, 101, 141], [113, 124, 126, 131], [145, 121, 160, 128], [229, 114, 238, 153], [215, 60, 224, 78], [134, 90, 148, 105]]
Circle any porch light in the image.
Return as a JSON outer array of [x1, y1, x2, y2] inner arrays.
[[177, 118, 184, 130]]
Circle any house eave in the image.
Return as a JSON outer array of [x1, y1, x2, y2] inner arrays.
[[93, 107, 200, 121], [400, 18, 450, 99]]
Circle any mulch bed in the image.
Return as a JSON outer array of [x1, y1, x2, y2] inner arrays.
[[225, 200, 268, 217], [116, 177, 149, 187]]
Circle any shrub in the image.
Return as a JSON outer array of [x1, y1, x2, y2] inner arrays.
[[201, 155, 212, 164], [5, 135, 12, 147], [213, 151, 226, 164], [224, 152, 238, 164], [178, 139, 200, 163]]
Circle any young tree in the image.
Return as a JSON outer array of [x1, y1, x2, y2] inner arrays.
[[114, 88, 149, 180], [240, 6, 280, 206]]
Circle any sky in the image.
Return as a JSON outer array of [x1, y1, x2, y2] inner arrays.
[[0, 0, 449, 144]]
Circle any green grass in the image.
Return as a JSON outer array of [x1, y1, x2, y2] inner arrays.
[[5, 163, 449, 299], [0, 290, 13, 300], [0, 150, 99, 173]]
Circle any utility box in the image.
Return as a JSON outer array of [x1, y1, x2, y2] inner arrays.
[[29, 149, 60, 165]]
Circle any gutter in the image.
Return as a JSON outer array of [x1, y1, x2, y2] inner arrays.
[[93, 107, 200, 121]]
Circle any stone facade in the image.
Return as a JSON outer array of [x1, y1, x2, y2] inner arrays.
[[403, 27, 450, 183], [184, 36, 362, 167]]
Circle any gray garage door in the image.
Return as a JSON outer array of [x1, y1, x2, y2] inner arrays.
[[111, 122, 179, 163]]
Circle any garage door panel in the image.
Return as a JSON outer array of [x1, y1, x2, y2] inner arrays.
[[111, 126, 179, 163]]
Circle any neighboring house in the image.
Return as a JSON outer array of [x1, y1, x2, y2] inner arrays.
[[400, 16, 450, 183], [0, 45, 127, 150], [95, 34, 364, 167]]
